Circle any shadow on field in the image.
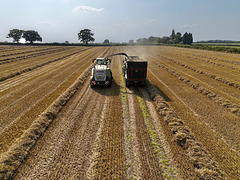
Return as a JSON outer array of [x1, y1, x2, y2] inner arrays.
[[91, 78, 120, 97]]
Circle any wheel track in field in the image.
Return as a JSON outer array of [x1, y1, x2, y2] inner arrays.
[[116, 54, 166, 179], [131, 88, 164, 179]]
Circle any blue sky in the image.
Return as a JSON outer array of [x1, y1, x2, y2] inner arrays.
[[1, 0, 240, 43]]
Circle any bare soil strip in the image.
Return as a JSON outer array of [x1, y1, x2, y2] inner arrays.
[[118, 57, 142, 179]]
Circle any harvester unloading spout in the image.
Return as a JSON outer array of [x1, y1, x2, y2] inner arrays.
[[104, 52, 129, 59]]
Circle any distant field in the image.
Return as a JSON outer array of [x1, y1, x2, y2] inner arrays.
[[194, 42, 240, 48]]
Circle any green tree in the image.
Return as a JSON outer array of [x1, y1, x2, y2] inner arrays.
[[161, 36, 170, 44], [189, 33, 193, 44], [148, 36, 159, 44], [170, 29, 175, 40], [182, 32, 193, 44], [6, 29, 24, 43], [78, 29, 95, 45], [22, 30, 42, 44], [103, 39, 110, 44], [137, 38, 143, 44], [175, 32, 182, 44], [129, 40, 134, 44]]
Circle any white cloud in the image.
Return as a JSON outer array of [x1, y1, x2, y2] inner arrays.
[[72, 6, 104, 13], [180, 24, 198, 29], [149, 19, 158, 22], [39, 21, 53, 26]]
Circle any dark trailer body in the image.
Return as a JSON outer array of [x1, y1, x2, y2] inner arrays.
[[123, 56, 148, 86]]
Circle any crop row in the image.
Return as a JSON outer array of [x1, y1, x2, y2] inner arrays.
[[0, 49, 87, 82], [118, 59, 138, 179], [168, 49, 240, 66], [157, 54, 240, 90], [189, 53, 240, 65], [173, 51, 240, 72], [153, 61, 240, 116], [145, 79, 223, 179], [0, 47, 72, 65], [0, 46, 62, 58], [0, 46, 33, 53]]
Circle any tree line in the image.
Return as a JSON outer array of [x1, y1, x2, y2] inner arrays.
[[6, 29, 42, 44], [133, 29, 193, 45], [5, 28, 95, 45], [5, 28, 193, 45]]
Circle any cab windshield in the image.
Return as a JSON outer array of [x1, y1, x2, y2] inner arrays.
[[97, 60, 107, 65]]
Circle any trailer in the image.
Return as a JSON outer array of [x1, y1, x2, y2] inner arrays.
[[122, 56, 148, 87]]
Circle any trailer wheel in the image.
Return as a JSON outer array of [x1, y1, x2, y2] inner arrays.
[[125, 79, 130, 87]]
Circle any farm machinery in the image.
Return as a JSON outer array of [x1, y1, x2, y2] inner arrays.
[[90, 53, 148, 87], [122, 56, 148, 87], [90, 58, 113, 87]]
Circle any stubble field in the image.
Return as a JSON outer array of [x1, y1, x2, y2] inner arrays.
[[0, 45, 239, 179]]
